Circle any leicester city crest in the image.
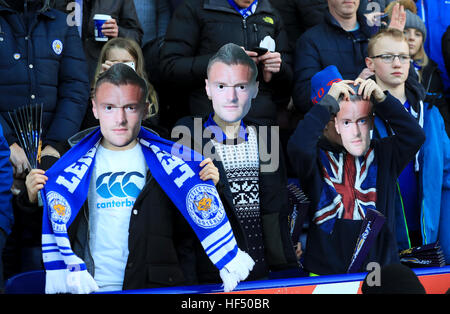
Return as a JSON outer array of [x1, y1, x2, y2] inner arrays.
[[52, 39, 63, 55], [47, 191, 71, 233], [186, 184, 225, 229]]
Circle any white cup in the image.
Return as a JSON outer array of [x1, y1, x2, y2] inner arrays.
[[93, 14, 112, 42]]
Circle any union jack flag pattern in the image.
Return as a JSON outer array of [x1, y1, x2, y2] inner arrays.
[[314, 148, 378, 234]]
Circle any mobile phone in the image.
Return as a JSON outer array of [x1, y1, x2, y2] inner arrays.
[[252, 47, 268, 56], [123, 61, 136, 71]]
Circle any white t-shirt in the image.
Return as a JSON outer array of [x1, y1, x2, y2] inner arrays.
[[88, 142, 147, 292]]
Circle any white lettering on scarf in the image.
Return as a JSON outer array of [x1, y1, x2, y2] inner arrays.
[[55, 146, 97, 193], [147, 142, 195, 188]]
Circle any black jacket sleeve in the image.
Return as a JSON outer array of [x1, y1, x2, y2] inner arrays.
[[117, 0, 143, 45], [160, 2, 210, 87], [373, 92, 426, 176], [287, 95, 339, 180]]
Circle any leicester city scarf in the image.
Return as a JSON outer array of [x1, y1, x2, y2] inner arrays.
[[227, 0, 258, 19], [313, 148, 378, 234], [41, 127, 254, 294]]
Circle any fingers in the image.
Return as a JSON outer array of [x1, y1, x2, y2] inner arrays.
[[25, 169, 48, 203], [102, 19, 119, 37], [241, 47, 259, 64], [199, 158, 219, 186], [101, 60, 115, 72], [328, 80, 356, 101], [259, 52, 281, 73]]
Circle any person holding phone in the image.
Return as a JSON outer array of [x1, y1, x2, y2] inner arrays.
[[160, 0, 293, 127]]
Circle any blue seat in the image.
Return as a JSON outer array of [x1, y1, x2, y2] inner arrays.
[[4, 270, 46, 294]]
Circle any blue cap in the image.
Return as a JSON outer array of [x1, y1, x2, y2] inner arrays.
[[311, 65, 343, 104]]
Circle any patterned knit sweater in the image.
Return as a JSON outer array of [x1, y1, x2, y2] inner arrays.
[[212, 127, 268, 279]]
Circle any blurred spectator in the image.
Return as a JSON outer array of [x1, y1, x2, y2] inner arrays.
[[160, 0, 293, 128], [0, 0, 89, 180], [0, 125, 13, 292], [292, 0, 380, 115], [268, 0, 328, 52], [401, 8, 450, 136], [366, 28, 450, 262], [54, 0, 143, 82], [362, 263, 426, 294], [0, 0, 89, 280]]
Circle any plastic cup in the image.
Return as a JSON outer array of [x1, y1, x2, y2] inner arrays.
[[93, 14, 112, 42]]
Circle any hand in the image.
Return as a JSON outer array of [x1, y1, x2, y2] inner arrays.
[[101, 60, 116, 73], [25, 169, 48, 203], [41, 145, 60, 159], [388, 3, 406, 31], [295, 242, 303, 260], [101, 19, 119, 38], [258, 51, 282, 82], [241, 47, 259, 65], [364, 11, 385, 27], [358, 67, 375, 80], [353, 77, 386, 102], [9, 143, 31, 178], [327, 79, 356, 101], [199, 158, 219, 186]]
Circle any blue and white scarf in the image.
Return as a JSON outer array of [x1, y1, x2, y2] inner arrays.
[[227, 0, 258, 19], [41, 127, 254, 294]]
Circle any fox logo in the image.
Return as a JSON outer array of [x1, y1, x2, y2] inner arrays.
[[195, 192, 212, 212]]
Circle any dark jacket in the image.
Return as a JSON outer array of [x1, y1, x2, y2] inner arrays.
[[53, 0, 143, 81], [0, 2, 89, 148], [160, 0, 293, 126], [287, 93, 425, 275], [420, 58, 450, 136], [293, 11, 377, 114], [268, 0, 328, 51], [174, 115, 299, 283]]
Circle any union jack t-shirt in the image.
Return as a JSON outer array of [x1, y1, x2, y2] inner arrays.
[[314, 148, 378, 234]]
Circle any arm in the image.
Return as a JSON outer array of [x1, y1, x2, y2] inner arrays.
[[160, 2, 211, 86], [374, 93, 425, 175], [258, 19, 293, 89], [45, 25, 89, 147], [288, 94, 339, 180], [117, 0, 144, 44]]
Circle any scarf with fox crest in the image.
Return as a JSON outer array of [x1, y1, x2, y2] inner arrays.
[[41, 127, 254, 294]]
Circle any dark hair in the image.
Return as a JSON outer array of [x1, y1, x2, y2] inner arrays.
[[207, 43, 258, 82], [93, 63, 149, 105]]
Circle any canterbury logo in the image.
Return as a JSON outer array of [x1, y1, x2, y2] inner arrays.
[[96, 171, 145, 199]]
